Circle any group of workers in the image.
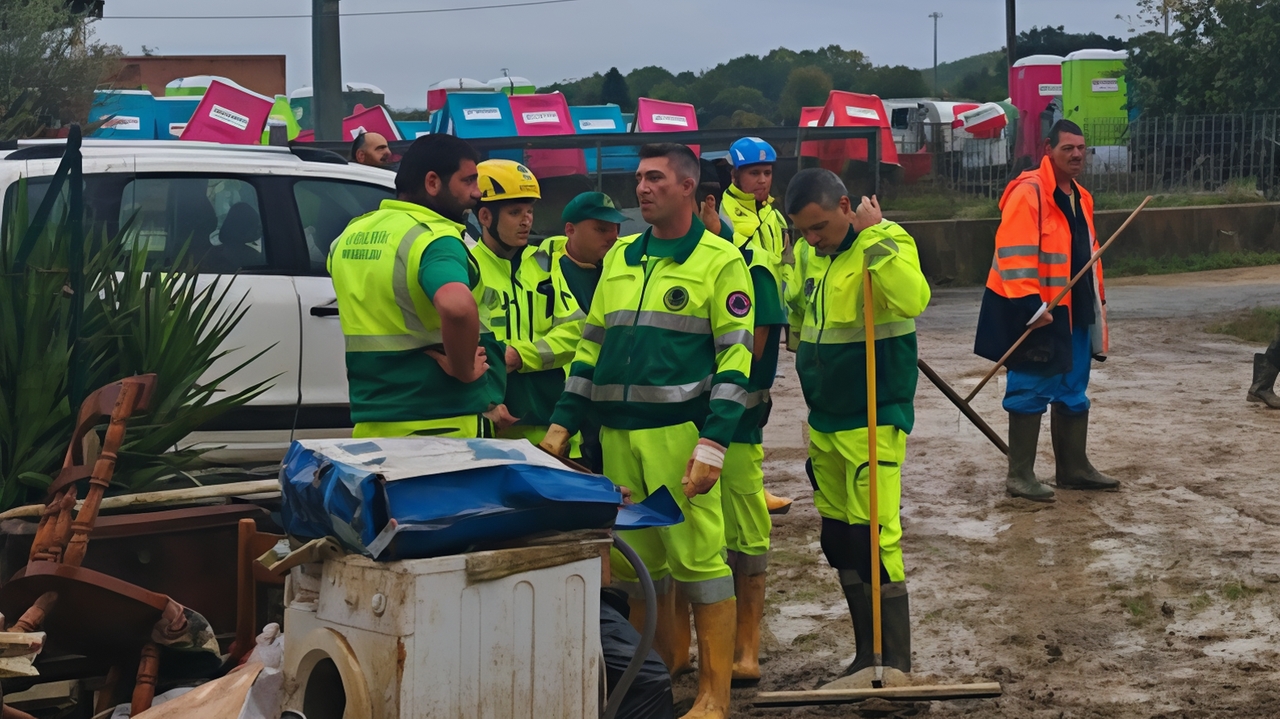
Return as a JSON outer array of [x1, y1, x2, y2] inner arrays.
[[326, 117, 1117, 718]]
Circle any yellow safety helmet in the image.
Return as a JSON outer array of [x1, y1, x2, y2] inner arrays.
[[477, 159, 541, 202]]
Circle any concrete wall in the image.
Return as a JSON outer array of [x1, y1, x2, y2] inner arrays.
[[901, 202, 1280, 285]]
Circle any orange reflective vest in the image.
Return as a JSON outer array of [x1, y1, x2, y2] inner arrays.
[[974, 155, 1108, 372]]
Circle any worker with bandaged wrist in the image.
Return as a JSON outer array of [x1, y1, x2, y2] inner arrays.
[[541, 142, 754, 719]]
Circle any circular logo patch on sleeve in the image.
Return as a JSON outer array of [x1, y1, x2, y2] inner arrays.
[[726, 291, 752, 318]]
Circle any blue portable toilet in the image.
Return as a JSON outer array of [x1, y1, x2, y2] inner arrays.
[[434, 93, 521, 161], [570, 104, 638, 174], [395, 121, 433, 140], [154, 96, 200, 139], [89, 90, 158, 139]]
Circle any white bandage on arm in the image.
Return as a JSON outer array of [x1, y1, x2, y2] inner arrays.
[[693, 442, 725, 469], [1026, 301, 1049, 327]]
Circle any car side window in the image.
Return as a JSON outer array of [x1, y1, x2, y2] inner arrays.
[[118, 177, 267, 274], [292, 179, 393, 272]]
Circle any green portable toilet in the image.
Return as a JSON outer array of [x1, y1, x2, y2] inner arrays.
[[487, 76, 536, 97], [261, 95, 302, 144], [1062, 49, 1128, 147]]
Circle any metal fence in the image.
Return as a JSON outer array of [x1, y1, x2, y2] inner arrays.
[[891, 111, 1280, 201]]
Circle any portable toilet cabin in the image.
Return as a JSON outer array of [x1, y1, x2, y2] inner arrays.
[[179, 79, 274, 145], [89, 90, 158, 139], [1009, 55, 1063, 162], [815, 91, 900, 175], [427, 78, 494, 113], [634, 98, 700, 155], [487, 76, 536, 98], [155, 96, 200, 139], [263, 95, 302, 143], [508, 93, 585, 178], [570, 104, 638, 174], [289, 83, 386, 132], [798, 106, 824, 159], [396, 122, 433, 139], [1062, 49, 1128, 145], [433, 92, 522, 161], [344, 105, 403, 143], [957, 102, 1011, 168]]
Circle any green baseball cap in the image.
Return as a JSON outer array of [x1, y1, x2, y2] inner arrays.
[[562, 192, 628, 225]]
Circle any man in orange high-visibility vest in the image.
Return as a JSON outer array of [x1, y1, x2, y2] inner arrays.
[[974, 119, 1118, 503]]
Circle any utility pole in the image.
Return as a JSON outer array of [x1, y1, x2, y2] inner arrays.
[[1164, 1, 1170, 35], [312, 0, 343, 142], [1005, 0, 1017, 72], [929, 12, 942, 97]]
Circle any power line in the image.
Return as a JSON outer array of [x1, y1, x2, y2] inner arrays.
[[99, 0, 581, 21]]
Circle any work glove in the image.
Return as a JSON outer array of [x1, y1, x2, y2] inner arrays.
[[681, 438, 726, 497], [539, 424, 571, 457]]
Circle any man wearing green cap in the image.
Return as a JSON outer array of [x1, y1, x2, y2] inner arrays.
[[541, 191, 627, 471]]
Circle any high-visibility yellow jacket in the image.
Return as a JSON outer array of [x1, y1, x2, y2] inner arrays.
[[328, 200, 505, 428], [549, 215, 755, 447], [721, 183, 786, 266]]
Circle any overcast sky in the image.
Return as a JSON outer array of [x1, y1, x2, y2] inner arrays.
[[93, 0, 1144, 108]]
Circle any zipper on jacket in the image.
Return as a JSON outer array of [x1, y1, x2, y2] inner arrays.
[[623, 254, 660, 402]]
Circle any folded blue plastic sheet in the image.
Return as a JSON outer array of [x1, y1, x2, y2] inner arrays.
[[279, 438, 681, 560]]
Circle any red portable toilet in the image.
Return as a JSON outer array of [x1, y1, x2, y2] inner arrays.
[[343, 105, 403, 142], [816, 91, 900, 174], [799, 106, 823, 159], [509, 93, 586, 178], [635, 98, 699, 155], [179, 79, 273, 145], [1009, 54, 1063, 162], [959, 102, 1008, 139]]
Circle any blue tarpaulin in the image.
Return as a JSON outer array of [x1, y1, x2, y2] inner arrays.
[[279, 437, 681, 560]]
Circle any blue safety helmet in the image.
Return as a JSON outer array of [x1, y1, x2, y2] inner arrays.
[[729, 137, 777, 168]]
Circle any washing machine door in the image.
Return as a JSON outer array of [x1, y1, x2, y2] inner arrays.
[[289, 627, 374, 719]]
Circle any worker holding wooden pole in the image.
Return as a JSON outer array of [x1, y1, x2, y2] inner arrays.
[[784, 169, 931, 678], [973, 120, 1119, 503]]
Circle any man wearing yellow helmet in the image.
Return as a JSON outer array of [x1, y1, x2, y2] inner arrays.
[[470, 159, 587, 446]]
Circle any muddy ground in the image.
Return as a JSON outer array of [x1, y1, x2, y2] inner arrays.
[[672, 265, 1280, 718]]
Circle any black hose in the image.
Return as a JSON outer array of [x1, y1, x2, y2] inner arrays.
[[601, 532, 656, 719]]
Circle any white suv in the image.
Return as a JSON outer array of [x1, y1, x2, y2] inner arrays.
[[0, 140, 396, 463]]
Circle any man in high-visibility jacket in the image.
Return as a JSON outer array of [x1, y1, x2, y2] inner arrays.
[[975, 119, 1118, 503], [785, 168, 930, 678], [469, 159, 586, 446], [540, 191, 628, 471], [541, 143, 754, 719], [328, 135, 504, 439]]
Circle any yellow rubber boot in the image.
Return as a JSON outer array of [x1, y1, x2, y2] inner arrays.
[[682, 598, 737, 719], [764, 489, 793, 515], [669, 584, 694, 677], [731, 573, 766, 682]]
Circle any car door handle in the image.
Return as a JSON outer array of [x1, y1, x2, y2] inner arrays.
[[310, 305, 340, 317]]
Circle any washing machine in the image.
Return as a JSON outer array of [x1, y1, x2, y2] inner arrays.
[[282, 539, 608, 719]]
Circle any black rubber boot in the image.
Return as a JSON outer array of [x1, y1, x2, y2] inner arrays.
[[880, 581, 912, 673], [1248, 353, 1280, 408], [1051, 407, 1120, 491], [1006, 412, 1055, 502], [838, 574, 875, 677]]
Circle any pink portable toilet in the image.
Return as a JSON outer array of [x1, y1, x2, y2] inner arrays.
[[179, 79, 273, 145], [799, 106, 823, 159], [509, 93, 586, 178], [344, 105, 403, 142], [816, 91, 900, 174], [635, 98, 699, 155], [959, 103, 1008, 139], [427, 78, 492, 113], [1009, 55, 1064, 162]]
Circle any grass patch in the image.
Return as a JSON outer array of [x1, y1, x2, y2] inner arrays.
[[1221, 581, 1261, 601], [1122, 592, 1156, 622], [883, 193, 999, 221], [1094, 178, 1268, 212], [1107, 251, 1280, 278], [1190, 593, 1214, 612], [1206, 307, 1280, 344], [768, 549, 814, 569]]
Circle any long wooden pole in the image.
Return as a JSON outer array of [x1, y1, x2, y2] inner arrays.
[[964, 196, 1152, 403], [862, 268, 884, 688]]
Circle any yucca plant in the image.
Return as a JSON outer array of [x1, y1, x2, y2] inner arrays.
[[0, 163, 271, 509]]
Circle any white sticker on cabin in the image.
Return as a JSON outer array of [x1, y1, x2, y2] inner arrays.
[[1091, 79, 1119, 93], [349, 125, 367, 140], [103, 116, 141, 132], [1038, 83, 1063, 96], [168, 123, 187, 136], [463, 107, 502, 121], [522, 111, 560, 124], [845, 106, 880, 121], [652, 114, 689, 127], [210, 105, 250, 131], [578, 118, 617, 131], [415, 132, 431, 138]]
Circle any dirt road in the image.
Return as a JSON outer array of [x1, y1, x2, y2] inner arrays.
[[677, 266, 1280, 717]]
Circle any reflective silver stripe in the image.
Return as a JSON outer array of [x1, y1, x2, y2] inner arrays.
[[715, 329, 752, 353], [392, 225, 431, 336], [581, 323, 605, 344], [681, 575, 735, 604], [591, 384, 626, 402], [627, 376, 712, 404], [710, 383, 748, 406], [554, 308, 587, 326], [1039, 252, 1068, 265], [536, 339, 555, 368], [802, 319, 917, 345], [1044, 276, 1068, 287], [997, 245, 1039, 258], [999, 267, 1039, 281], [531, 248, 551, 272], [745, 388, 771, 409], [565, 376, 594, 397], [345, 334, 438, 352], [604, 309, 712, 335]]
